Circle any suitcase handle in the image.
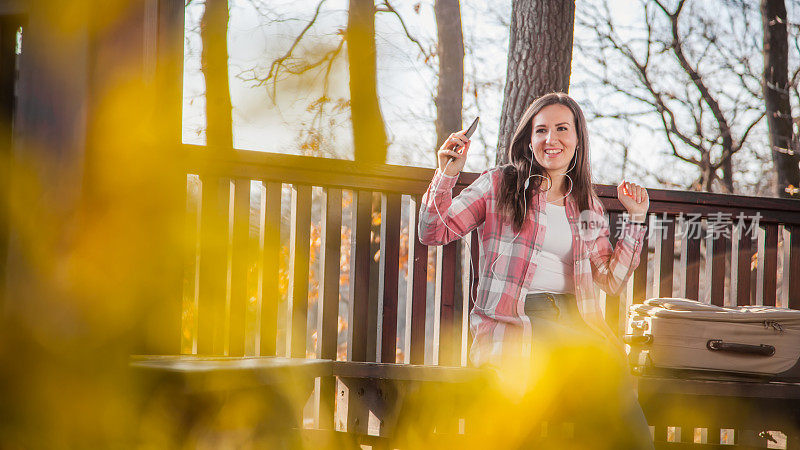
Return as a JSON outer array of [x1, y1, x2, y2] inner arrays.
[[706, 339, 775, 357], [623, 334, 652, 345]]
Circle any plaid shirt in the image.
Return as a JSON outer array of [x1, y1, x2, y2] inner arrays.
[[419, 167, 648, 367]]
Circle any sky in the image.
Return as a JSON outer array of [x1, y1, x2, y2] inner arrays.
[[180, 0, 799, 192]]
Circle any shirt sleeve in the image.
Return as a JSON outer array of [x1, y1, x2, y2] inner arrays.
[[417, 168, 492, 246], [587, 201, 648, 295]]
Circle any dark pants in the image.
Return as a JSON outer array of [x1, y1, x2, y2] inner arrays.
[[521, 292, 655, 449]]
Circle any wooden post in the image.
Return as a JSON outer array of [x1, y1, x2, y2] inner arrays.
[[1, 0, 185, 444], [0, 15, 18, 312]]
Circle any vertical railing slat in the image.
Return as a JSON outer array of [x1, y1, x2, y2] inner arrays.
[[680, 425, 694, 444], [632, 214, 650, 304], [341, 190, 373, 434], [259, 182, 281, 356], [316, 187, 341, 430], [653, 424, 667, 444], [606, 212, 621, 333], [287, 185, 312, 357], [366, 193, 380, 363], [707, 428, 721, 444], [736, 221, 754, 306], [197, 176, 229, 355], [438, 241, 458, 366], [684, 220, 702, 302], [318, 188, 342, 359], [182, 177, 201, 354], [763, 224, 779, 307], [464, 231, 479, 366], [790, 225, 800, 310], [348, 190, 372, 362], [470, 231, 479, 314], [659, 217, 675, 297], [405, 195, 428, 365], [379, 193, 401, 363], [710, 224, 730, 307], [228, 178, 250, 356]]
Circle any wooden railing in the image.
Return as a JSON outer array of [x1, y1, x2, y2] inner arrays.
[[136, 144, 800, 448]]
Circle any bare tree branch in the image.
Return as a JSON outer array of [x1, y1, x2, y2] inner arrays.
[[257, 0, 328, 98], [734, 111, 766, 153], [576, 0, 767, 192], [377, 0, 433, 60]]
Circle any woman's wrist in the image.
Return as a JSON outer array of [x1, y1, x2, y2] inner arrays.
[[433, 167, 459, 191], [440, 163, 461, 177], [443, 169, 460, 177]]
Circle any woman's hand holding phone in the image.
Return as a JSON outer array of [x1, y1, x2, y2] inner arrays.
[[437, 129, 471, 176]]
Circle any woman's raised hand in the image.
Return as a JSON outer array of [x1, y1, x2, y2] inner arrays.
[[437, 128, 472, 176], [617, 181, 649, 223]]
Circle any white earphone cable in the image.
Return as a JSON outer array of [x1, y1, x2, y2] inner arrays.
[[433, 141, 582, 301], [489, 143, 577, 278], [432, 158, 478, 306]]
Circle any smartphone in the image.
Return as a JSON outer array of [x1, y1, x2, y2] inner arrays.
[[452, 117, 479, 154]]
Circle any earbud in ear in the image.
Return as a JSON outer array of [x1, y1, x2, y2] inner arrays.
[[523, 179, 530, 190]]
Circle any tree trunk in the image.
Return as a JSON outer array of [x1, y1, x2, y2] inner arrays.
[[433, 0, 465, 362], [348, 0, 388, 164], [495, 0, 575, 165], [761, 0, 800, 198], [201, 0, 233, 148], [434, 0, 464, 163]]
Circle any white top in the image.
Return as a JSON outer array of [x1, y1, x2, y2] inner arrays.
[[525, 202, 575, 294]]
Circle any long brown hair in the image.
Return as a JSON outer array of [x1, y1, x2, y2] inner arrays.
[[497, 92, 598, 230]]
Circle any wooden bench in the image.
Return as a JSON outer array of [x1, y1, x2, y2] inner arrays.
[[133, 145, 800, 448]]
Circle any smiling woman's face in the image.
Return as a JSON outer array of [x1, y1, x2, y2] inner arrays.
[[529, 103, 578, 177]]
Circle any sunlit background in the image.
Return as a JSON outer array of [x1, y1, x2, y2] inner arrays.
[[1, 0, 799, 447]]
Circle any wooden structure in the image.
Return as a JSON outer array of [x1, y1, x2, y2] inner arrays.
[[148, 146, 800, 448], [3, 1, 800, 448]]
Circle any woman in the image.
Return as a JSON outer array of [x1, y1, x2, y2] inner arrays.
[[418, 92, 653, 448]]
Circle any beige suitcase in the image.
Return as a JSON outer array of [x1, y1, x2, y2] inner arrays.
[[625, 298, 800, 380]]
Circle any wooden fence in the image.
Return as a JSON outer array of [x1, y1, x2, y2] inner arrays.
[[139, 144, 800, 448]]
